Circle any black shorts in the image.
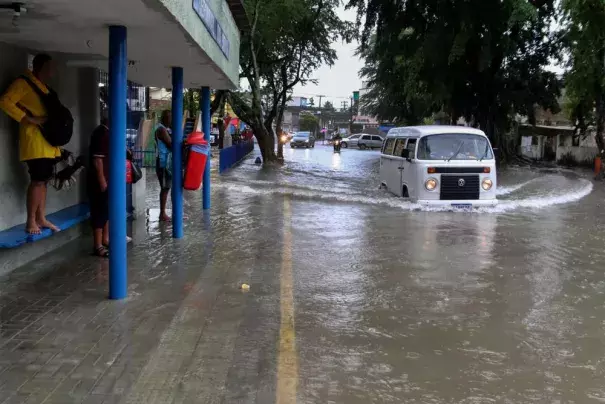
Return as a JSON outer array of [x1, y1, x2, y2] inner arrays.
[[26, 158, 56, 182], [156, 158, 172, 190], [89, 190, 109, 229]]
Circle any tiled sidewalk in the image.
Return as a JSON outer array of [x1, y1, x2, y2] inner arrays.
[[0, 201, 285, 404]]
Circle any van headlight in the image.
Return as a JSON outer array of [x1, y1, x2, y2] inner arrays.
[[482, 178, 493, 191], [425, 178, 438, 191]]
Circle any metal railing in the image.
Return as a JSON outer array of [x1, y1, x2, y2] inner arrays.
[[219, 141, 255, 173]]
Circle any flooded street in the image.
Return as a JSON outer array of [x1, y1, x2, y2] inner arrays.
[[207, 145, 605, 403]]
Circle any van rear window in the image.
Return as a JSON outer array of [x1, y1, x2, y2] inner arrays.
[[383, 138, 396, 155]]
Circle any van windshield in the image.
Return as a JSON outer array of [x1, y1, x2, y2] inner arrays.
[[417, 134, 493, 160]]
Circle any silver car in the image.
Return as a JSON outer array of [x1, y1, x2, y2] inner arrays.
[[344, 134, 383, 149], [341, 134, 361, 148]]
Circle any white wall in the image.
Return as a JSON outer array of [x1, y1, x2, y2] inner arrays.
[[519, 136, 544, 160], [556, 134, 598, 163], [0, 42, 99, 230]]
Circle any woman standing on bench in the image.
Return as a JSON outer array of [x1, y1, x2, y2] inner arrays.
[[0, 54, 63, 235]]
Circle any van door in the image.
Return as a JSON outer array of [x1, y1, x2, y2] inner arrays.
[[389, 138, 407, 196], [380, 138, 397, 188], [400, 138, 418, 198]]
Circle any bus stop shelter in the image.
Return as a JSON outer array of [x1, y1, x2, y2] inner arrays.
[[0, 0, 246, 298]]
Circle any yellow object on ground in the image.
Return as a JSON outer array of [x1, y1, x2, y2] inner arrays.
[[0, 71, 61, 161], [241, 283, 250, 291]]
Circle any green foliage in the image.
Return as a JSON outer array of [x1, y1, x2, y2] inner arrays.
[[299, 113, 319, 132], [233, 0, 352, 161], [561, 0, 605, 152], [322, 100, 336, 111], [347, 0, 562, 155]]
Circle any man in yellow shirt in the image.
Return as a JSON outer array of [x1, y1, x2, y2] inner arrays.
[[0, 54, 62, 234]]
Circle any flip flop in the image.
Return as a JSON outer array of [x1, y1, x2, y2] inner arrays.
[[92, 246, 109, 258]]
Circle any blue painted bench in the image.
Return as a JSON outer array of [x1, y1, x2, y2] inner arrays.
[[0, 203, 90, 248]]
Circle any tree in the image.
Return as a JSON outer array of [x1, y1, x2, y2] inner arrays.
[[347, 0, 562, 157], [323, 100, 336, 112], [299, 113, 319, 132], [309, 97, 316, 108], [561, 0, 605, 154], [229, 0, 351, 162]]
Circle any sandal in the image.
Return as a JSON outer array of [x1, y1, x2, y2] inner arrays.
[[92, 246, 109, 258]]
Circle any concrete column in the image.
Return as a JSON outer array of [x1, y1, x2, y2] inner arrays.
[[201, 87, 211, 210], [171, 67, 184, 238], [108, 26, 128, 299]]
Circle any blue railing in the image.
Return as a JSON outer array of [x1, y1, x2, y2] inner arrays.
[[130, 148, 156, 168], [219, 141, 254, 173]]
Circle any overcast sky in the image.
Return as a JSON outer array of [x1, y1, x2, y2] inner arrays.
[[292, 6, 363, 110]]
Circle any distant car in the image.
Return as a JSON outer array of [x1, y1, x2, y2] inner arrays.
[[290, 131, 315, 148], [357, 134, 384, 150], [341, 134, 361, 148]]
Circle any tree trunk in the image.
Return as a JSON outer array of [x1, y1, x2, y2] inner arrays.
[[275, 93, 288, 159], [595, 95, 605, 156]]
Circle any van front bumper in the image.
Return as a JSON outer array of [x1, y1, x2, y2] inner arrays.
[[417, 199, 498, 208]]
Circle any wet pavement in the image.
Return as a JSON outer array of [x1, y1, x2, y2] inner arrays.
[[2, 144, 605, 403]]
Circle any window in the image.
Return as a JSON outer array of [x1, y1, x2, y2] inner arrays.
[[558, 135, 566, 147], [372, 136, 383, 141], [406, 138, 418, 156], [572, 135, 580, 147], [531, 136, 539, 146], [362, 135, 371, 140], [417, 134, 493, 160], [393, 139, 407, 157], [383, 138, 396, 155]]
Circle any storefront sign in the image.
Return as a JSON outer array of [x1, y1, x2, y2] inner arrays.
[[192, 0, 230, 58]]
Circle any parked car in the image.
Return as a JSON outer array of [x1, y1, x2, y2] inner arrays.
[[290, 131, 316, 148], [341, 134, 361, 148], [357, 134, 384, 150]]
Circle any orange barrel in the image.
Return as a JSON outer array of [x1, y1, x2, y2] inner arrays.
[[183, 131, 209, 191]]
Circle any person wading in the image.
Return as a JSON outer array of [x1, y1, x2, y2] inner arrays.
[[155, 110, 173, 222], [0, 54, 62, 234]]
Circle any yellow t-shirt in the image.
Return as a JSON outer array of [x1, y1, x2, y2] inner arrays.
[[0, 71, 61, 161]]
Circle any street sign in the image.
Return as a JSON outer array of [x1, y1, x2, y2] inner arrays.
[[353, 91, 360, 102]]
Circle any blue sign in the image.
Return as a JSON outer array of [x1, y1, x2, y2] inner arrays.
[[192, 0, 230, 58]]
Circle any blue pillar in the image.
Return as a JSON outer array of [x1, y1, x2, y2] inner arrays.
[[201, 87, 211, 210], [171, 67, 184, 238], [108, 26, 127, 300]]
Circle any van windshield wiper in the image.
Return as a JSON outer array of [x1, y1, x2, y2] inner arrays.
[[447, 141, 465, 162], [479, 143, 490, 161]]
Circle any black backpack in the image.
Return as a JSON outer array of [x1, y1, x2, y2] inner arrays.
[[20, 75, 74, 147]]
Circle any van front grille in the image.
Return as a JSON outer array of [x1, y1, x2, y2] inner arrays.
[[440, 175, 480, 200]]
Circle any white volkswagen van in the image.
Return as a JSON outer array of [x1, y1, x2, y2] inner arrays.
[[380, 126, 498, 208]]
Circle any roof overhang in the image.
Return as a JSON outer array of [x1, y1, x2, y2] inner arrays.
[[225, 0, 250, 32], [0, 0, 241, 89]]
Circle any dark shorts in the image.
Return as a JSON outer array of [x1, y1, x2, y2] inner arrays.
[[156, 158, 172, 190], [26, 158, 56, 182], [89, 190, 109, 229]]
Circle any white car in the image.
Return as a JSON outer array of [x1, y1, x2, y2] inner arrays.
[[343, 134, 383, 149]]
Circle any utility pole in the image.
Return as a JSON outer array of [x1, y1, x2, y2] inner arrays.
[[317, 95, 325, 139]]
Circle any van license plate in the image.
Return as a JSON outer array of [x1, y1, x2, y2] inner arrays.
[[451, 204, 472, 210]]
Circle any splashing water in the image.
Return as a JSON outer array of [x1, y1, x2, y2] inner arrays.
[[215, 175, 594, 214]]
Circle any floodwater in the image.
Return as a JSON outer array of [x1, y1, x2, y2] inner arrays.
[[165, 145, 605, 403]]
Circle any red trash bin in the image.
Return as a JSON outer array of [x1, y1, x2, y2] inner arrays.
[[184, 131, 209, 191]]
